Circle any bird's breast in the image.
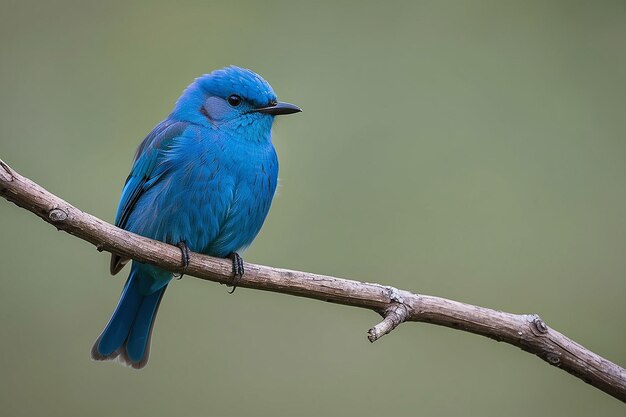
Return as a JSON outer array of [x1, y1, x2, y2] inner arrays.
[[127, 130, 278, 258], [177, 138, 279, 256], [204, 142, 279, 256]]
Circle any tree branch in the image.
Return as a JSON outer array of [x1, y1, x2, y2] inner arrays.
[[1, 157, 624, 402]]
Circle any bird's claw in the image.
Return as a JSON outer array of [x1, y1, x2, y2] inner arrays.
[[227, 252, 244, 294], [175, 241, 191, 279]]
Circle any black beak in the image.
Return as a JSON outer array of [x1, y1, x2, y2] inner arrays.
[[252, 101, 302, 115]]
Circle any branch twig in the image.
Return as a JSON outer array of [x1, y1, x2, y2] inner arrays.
[[0, 158, 624, 402]]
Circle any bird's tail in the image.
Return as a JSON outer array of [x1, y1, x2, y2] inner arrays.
[[91, 267, 166, 369]]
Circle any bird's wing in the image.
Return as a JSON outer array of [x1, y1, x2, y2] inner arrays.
[[110, 120, 189, 275]]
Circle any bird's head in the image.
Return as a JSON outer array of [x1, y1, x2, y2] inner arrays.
[[170, 66, 301, 133]]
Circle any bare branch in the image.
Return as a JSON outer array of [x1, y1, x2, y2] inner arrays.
[[1, 157, 624, 402]]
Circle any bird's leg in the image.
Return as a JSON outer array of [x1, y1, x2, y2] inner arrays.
[[227, 252, 244, 294], [175, 241, 191, 279]]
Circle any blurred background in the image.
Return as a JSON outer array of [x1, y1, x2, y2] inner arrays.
[[1, 1, 625, 416]]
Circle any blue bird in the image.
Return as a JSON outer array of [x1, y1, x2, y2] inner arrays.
[[91, 66, 301, 368]]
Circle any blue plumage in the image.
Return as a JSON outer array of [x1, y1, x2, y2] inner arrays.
[[92, 66, 300, 368]]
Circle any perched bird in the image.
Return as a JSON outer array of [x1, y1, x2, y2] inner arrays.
[[91, 66, 301, 368]]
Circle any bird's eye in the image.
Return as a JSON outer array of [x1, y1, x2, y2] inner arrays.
[[227, 95, 242, 107]]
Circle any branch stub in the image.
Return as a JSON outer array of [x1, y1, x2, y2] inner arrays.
[[49, 208, 68, 222]]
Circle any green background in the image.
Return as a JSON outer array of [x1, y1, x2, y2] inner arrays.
[[1, 1, 625, 416]]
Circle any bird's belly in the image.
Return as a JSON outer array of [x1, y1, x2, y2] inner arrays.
[[127, 155, 277, 258], [202, 173, 276, 257]]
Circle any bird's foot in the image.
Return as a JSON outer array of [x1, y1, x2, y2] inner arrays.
[[227, 252, 244, 294], [175, 241, 191, 279]]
